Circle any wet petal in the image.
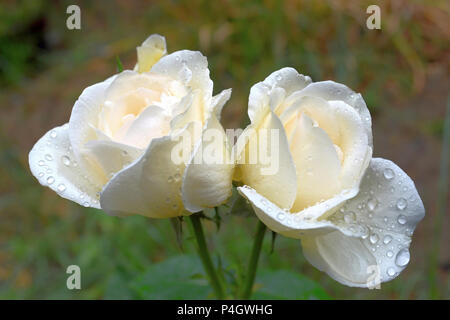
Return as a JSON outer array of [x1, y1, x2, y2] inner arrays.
[[29, 124, 102, 209]]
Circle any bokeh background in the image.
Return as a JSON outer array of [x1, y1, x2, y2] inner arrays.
[[0, 0, 449, 299]]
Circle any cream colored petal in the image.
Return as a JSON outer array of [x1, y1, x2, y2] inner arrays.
[[319, 157, 425, 286], [211, 88, 232, 120], [182, 115, 234, 212], [293, 80, 373, 146], [151, 50, 213, 99], [290, 113, 342, 212], [99, 123, 198, 218], [170, 90, 203, 132], [120, 106, 170, 149], [237, 111, 297, 209], [248, 82, 271, 123], [29, 124, 102, 209], [136, 34, 167, 73], [83, 140, 143, 181], [68, 75, 117, 186], [301, 231, 378, 287], [263, 67, 312, 96], [237, 185, 358, 239]]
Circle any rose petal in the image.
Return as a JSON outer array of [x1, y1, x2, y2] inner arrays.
[[291, 80, 373, 146], [120, 106, 170, 148], [247, 68, 311, 122], [182, 114, 234, 212], [237, 185, 358, 239], [136, 34, 167, 73], [316, 157, 425, 286], [99, 122, 198, 218], [289, 113, 342, 211], [29, 124, 101, 208], [151, 50, 213, 100], [236, 110, 297, 209]]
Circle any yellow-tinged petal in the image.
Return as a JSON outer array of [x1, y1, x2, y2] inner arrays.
[[136, 34, 167, 73]]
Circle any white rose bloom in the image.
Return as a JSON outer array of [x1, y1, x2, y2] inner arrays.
[[29, 34, 234, 218], [236, 67, 425, 287]]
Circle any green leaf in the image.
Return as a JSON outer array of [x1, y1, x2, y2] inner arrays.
[[130, 255, 211, 299], [252, 270, 330, 300], [116, 56, 124, 72]]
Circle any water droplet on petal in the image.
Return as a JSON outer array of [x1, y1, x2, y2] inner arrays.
[[277, 212, 285, 221], [45, 154, 53, 161], [395, 248, 410, 267], [383, 235, 393, 244], [387, 267, 396, 277], [369, 233, 379, 244], [344, 211, 356, 223], [50, 130, 57, 138], [383, 168, 394, 180], [38, 160, 45, 166], [276, 74, 282, 81], [57, 184, 66, 192], [397, 214, 407, 225], [396, 198, 407, 210], [387, 250, 394, 258], [47, 176, 55, 185], [367, 198, 378, 211], [61, 155, 71, 166]]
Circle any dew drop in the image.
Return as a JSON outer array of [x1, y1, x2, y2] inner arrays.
[[344, 211, 356, 223], [276, 212, 285, 221], [57, 184, 66, 192], [38, 160, 45, 166], [395, 248, 410, 267], [397, 214, 407, 225], [387, 250, 394, 258], [45, 154, 53, 161], [50, 130, 57, 138], [383, 235, 393, 244], [369, 233, 379, 244], [83, 201, 90, 207], [61, 155, 71, 166], [47, 176, 55, 185], [367, 198, 377, 211], [276, 74, 282, 81], [387, 267, 396, 277], [383, 168, 394, 180], [38, 172, 44, 177], [396, 198, 407, 210]]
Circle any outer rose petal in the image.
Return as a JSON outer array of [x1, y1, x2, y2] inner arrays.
[[99, 123, 198, 218], [68, 75, 117, 186], [136, 34, 167, 73], [236, 110, 298, 209], [29, 124, 101, 208], [182, 114, 234, 212], [151, 50, 213, 101], [237, 185, 358, 239], [301, 158, 425, 287]]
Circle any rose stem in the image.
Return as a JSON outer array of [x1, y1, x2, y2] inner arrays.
[[188, 214, 225, 299], [241, 220, 266, 299]]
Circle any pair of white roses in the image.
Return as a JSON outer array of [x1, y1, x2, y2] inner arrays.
[[29, 34, 424, 288]]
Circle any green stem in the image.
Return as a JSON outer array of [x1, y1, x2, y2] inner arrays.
[[241, 220, 267, 299], [188, 214, 225, 299]]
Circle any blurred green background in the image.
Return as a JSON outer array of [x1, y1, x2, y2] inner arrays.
[[0, 0, 449, 299]]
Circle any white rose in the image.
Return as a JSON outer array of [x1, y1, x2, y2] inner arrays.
[[29, 34, 234, 218], [236, 68, 425, 287]]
